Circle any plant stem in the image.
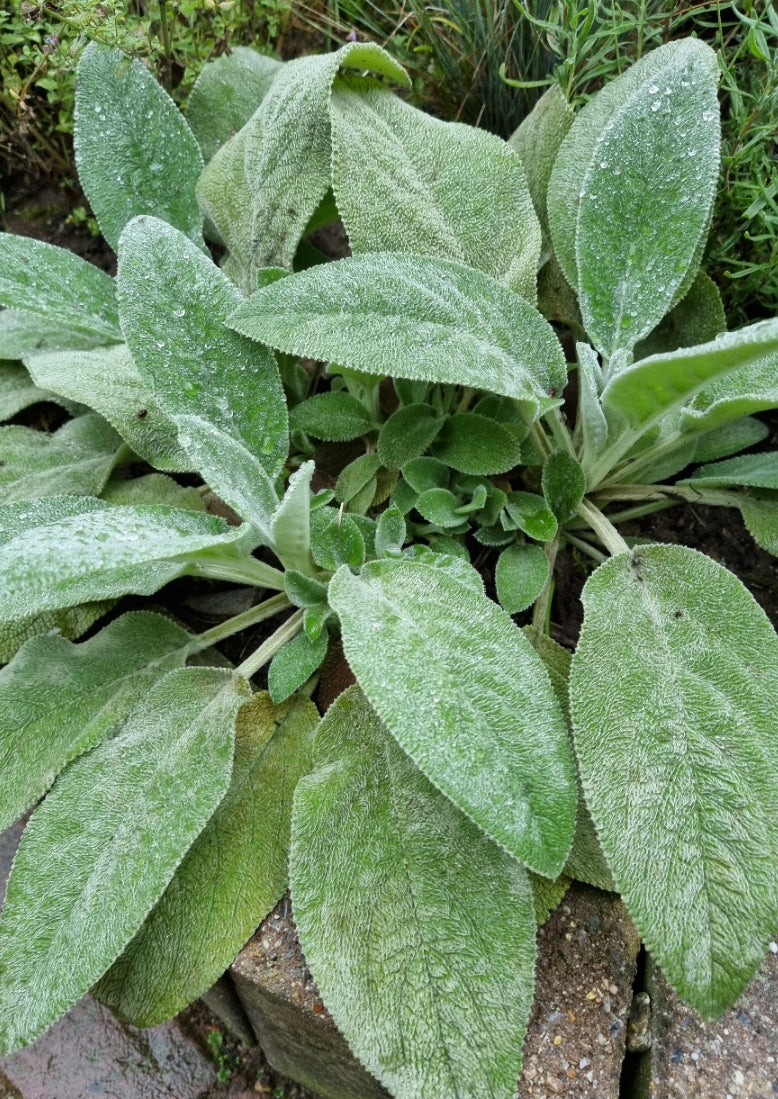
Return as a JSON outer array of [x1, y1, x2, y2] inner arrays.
[[188, 557, 286, 591], [577, 499, 630, 556], [187, 592, 293, 656], [530, 534, 559, 638], [543, 407, 575, 455], [527, 418, 552, 461], [563, 531, 607, 564], [236, 608, 305, 679]]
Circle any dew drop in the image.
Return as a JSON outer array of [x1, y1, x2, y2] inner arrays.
[[173, 308, 186, 318], [648, 83, 659, 94], [650, 101, 661, 112], [156, 340, 166, 349], [702, 109, 716, 122]]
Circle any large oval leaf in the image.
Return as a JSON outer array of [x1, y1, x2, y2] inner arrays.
[[0, 666, 250, 1053], [570, 545, 778, 1017], [0, 498, 254, 623], [0, 612, 192, 833], [291, 687, 537, 1099], [229, 253, 566, 419], [0, 414, 121, 501], [74, 43, 204, 252], [330, 80, 541, 302], [95, 692, 318, 1026], [328, 559, 576, 876], [0, 233, 120, 344], [548, 39, 720, 358]]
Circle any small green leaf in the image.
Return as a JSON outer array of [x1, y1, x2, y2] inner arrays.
[[328, 561, 576, 876], [374, 506, 406, 557], [736, 495, 778, 556], [414, 487, 469, 529], [0, 612, 192, 833], [0, 413, 122, 501], [0, 234, 121, 344], [495, 543, 549, 614], [331, 80, 541, 301], [335, 453, 382, 506], [272, 461, 315, 574], [101, 472, 205, 511], [268, 624, 329, 704], [504, 491, 558, 541], [401, 456, 449, 493], [290, 391, 375, 441], [285, 570, 328, 608], [430, 412, 522, 475], [25, 345, 190, 472], [185, 47, 282, 163], [542, 450, 586, 522], [95, 691, 317, 1025], [0, 603, 115, 666], [291, 687, 537, 1099], [571, 545, 778, 1016], [229, 253, 567, 419], [377, 403, 443, 470], [74, 43, 204, 252], [0, 667, 250, 1053], [310, 507, 365, 571]]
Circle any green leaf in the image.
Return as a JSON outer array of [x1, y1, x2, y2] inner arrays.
[[374, 506, 406, 557], [736, 495, 778, 556], [542, 450, 586, 522], [0, 413, 122, 501], [328, 560, 576, 876], [24, 344, 191, 472], [602, 319, 778, 431], [0, 361, 55, 421], [682, 346, 778, 434], [0, 667, 250, 1053], [0, 498, 255, 624], [74, 43, 204, 252], [692, 417, 768, 463], [430, 412, 522, 475], [268, 624, 329, 704], [185, 47, 282, 163], [290, 391, 375, 441], [310, 507, 365, 571], [0, 234, 121, 344], [527, 630, 615, 893], [330, 80, 541, 302], [94, 691, 317, 1026], [0, 612, 192, 833], [509, 83, 574, 236], [570, 545, 778, 1016], [504, 491, 558, 541], [414, 487, 468, 529], [0, 309, 108, 360], [117, 216, 288, 483], [683, 452, 778, 489], [548, 39, 720, 357], [101, 472, 205, 511], [229, 253, 567, 419], [634, 270, 726, 360], [335, 453, 382, 507], [377, 403, 443, 470], [272, 460, 315, 574], [290, 686, 537, 1099], [196, 44, 408, 290], [401, 455, 449, 493], [495, 543, 549, 614], [0, 603, 115, 666]]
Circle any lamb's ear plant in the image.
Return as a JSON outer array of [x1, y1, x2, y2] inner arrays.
[[1, 32, 778, 1099]]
